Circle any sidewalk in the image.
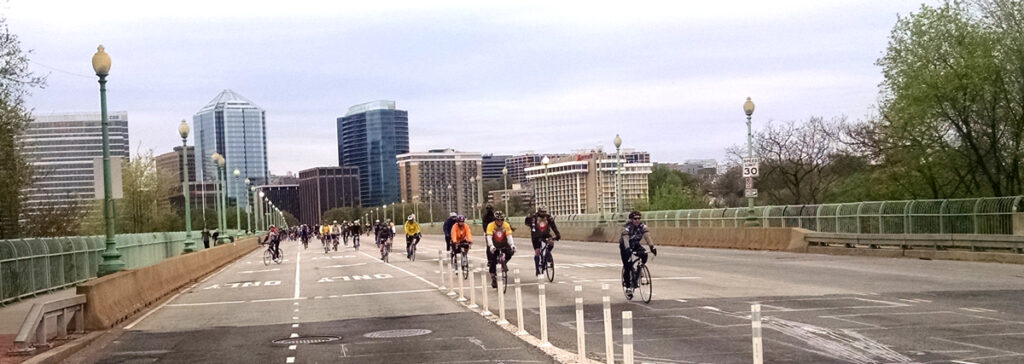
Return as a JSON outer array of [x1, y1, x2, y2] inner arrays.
[[1, 288, 77, 363]]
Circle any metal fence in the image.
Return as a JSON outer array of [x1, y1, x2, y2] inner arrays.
[[0, 231, 243, 305], [553, 196, 1024, 235]]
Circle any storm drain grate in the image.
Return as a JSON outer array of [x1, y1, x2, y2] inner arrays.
[[272, 336, 341, 345], [363, 329, 432, 338]]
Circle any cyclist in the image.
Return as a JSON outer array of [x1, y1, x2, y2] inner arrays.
[[376, 219, 394, 260], [386, 218, 395, 245], [299, 224, 311, 248], [264, 224, 282, 260], [373, 220, 383, 248], [341, 220, 351, 246], [319, 223, 332, 251], [526, 207, 561, 279], [620, 210, 657, 299], [404, 214, 421, 259], [482, 205, 495, 237], [348, 219, 362, 248], [442, 212, 458, 255], [485, 211, 515, 288], [450, 215, 472, 271]]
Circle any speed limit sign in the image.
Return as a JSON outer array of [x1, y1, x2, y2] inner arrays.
[[743, 157, 760, 177]]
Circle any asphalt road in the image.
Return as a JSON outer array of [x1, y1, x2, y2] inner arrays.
[[75, 233, 1024, 363]]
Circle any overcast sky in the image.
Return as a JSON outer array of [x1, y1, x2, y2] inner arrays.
[[6, 0, 930, 175]]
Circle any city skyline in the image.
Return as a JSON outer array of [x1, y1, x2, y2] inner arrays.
[[6, 1, 932, 174]]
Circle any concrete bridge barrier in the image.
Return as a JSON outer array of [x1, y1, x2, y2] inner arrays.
[[75, 238, 259, 330]]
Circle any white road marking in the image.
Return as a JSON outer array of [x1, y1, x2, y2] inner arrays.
[[324, 263, 367, 268], [239, 268, 281, 274], [288, 345, 297, 350], [290, 333, 298, 338], [951, 360, 980, 364], [294, 251, 301, 299], [286, 357, 295, 363], [341, 289, 434, 298], [165, 301, 245, 307], [292, 324, 299, 328]]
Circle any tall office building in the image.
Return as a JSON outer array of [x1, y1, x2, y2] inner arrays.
[[525, 149, 652, 216], [193, 90, 267, 210], [481, 154, 510, 180], [21, 112, 130, 211], [337, 100, 409, 207], [255, 185, 300, 222], [298, 167, 360, 225], [396, 149, 482, 216]]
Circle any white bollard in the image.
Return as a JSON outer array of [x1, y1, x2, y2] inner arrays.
[[539, 283, 550, 346], [575, 285, 586, 363], [602, 284, 614, 364], [446, 256, 456, 297], [457, 263, 467, 302], [438, 250, 447, 291], [514, 269, 526, 335], [468, 267, 478, 308], [480, 263, 490, 316], [622, 311, 634, 364], [752, 304, 763, 364], [497, 269, 508, 324]]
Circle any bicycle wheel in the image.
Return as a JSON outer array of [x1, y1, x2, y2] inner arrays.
[[409, 243, 416, 261], [263, 249, 271, 266], [274, 248, 284, 264], [544, 253, 555, 282], [461, 252, 469, 279], [638, 265, 652, 303]]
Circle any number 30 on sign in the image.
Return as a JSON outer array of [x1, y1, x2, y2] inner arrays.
[[743, 158, 760, 177]]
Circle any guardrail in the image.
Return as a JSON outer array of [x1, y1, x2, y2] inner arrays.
[[805, 232, 1024, 253], [10, 294, 86, 354], [546, 196, 1023, 235], [0, 230, 252, 305]]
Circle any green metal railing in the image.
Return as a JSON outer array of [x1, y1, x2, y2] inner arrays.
[[0, 230, 253, 305], [553, 196, 1023, 235]]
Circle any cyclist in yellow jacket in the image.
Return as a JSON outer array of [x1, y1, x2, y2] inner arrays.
[[485, 211, 515, 288], [403, 214, 421, 259]]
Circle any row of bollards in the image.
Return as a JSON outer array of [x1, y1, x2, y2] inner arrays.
[[436, 250, 765, 364]]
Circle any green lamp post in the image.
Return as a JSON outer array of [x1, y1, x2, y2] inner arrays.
[[233, 168, 242, 235], [245, 179, 252, 234], [94, 45, 125, 275], [614, 134, 622, 215], [179, 120, 196, 253], [541, 156, 550, 213], [501, 167, 509, 215], [743, 97, 760, 227]]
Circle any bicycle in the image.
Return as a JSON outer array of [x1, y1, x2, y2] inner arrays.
[[352, 234, 360, 251], [378, 235, 391, 262], [301, 235, 309, 250], [332, 234, 340, 251], [622, 248, 656, 303], [322, 236, 330, 254], [537, 238, 555, 282], [456, 241, 470, 280], [263, 239, 283, 266], [496, 249, 509, 293], [406, 234, 420, 261]]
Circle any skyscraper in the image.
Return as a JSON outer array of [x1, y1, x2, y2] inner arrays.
[[397, 149, 482, 217], [22, 112, 130, 211], [193, 90, 267, 210], [298, 167, 360, 225], [337, 100, 409, 207]]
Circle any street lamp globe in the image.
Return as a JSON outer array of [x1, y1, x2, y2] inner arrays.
[[259, 191, 265, 198], [91, 45, 110, 76], [502, 167, 507, 176], [178, 119, 189, 139], [233, 168, 240, 176], [541, 156, 550, 166], [614, 134, 622, 149], [743, 97, 755, 116], [245, 178, 251, 186]]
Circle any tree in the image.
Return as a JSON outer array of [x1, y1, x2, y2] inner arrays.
[[642, 164, 705, 211], [323, 206, 363, 224], [0, 18, 46, 238], [875, 0, 1024, 197], [754, 117, 856, 205]]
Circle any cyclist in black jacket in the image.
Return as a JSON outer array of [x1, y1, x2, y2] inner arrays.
[[620, 210, 656, 298], [525, 207, 560, 278]]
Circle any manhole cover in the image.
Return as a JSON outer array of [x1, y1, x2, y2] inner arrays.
[[272, 336, 341, 345], [363, 329, 432, 338]]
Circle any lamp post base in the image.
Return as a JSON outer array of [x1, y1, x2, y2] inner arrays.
[[98, 251, 126, 276], [183, 239, 197, 253]]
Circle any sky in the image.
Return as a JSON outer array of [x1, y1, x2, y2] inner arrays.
[[5, 0, 931, 175]]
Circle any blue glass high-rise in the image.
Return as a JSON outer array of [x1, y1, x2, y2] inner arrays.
[[194, 90, 268, 211], [337, 100, 409, 208]]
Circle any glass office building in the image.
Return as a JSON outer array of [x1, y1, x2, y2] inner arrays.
[[337, 100, 409, 208], [193, 90, 267, 210]]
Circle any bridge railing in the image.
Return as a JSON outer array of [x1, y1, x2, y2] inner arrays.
[[0, 231, 248, 305], [544, 196, 1023, 235]]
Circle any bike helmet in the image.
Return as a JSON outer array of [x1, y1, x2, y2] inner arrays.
[[494, 211, 505, 220], [457, 215, 466, 222], [375, 219, 380, 223], [333, 220, 338, 224], [628, 210, 642, 220], [536, 206, 547, 214], [407, 214, 415, 221], [450, 212, 457, 217]]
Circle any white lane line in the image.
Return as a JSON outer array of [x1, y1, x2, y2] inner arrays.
[[286, 357, 295, 363], [292, 324, 299, 328], [290, 333, 298, 338], [324, 263, 367, 268], [288, 345, 297, 350], [252, 297, 304, 303], [358, 251, 439, 288], [341, 289, 435, 298], [165, 301, 245, 307], [294, 251, 301, 299], [125, 262, 236, 330]]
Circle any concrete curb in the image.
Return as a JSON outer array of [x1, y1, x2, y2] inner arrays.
[[19, 331, 102, 364]]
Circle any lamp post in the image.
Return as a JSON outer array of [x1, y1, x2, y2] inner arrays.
[[402, 199, 406, 221], [541, 156, 550, 213], [258, 191, 265, 230], [428, 190, 434, 225], [412, 196, 419, 220], [613, 135, 622, 215], [447, 184, 453, 214], [233, 169, 242, 235], [211, 153, 225, 240], [383, 204, 387, 222], [179, 120, 196, 253], [216, 155, 227, 237], [93, 46, 124, 275], [245, 180, 252, 234], [469, 177, 476, 221], [501, 167, 509, 214], [743, 97, 759, 227]]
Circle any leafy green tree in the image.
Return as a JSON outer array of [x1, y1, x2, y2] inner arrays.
[[0, 18, 46, 238], [875, 0, 1024, 197], [641, 164, 705, 211]]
